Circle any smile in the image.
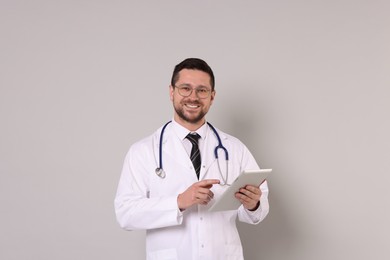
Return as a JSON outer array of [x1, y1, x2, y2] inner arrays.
[[185, 103, 200, 109]]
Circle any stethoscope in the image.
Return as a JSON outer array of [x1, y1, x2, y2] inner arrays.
[[155, 121, 230, 185]]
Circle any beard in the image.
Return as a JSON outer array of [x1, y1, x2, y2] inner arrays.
[[173, 100, 207, 124]]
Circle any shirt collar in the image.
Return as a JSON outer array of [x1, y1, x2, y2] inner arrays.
[[171, 118, 208, 141]]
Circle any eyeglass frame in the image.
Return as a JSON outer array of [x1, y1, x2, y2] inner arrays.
[[173, 84, 214, 99]]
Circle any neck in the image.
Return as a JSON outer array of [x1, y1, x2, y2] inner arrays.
[[173, 115, 205, 132]]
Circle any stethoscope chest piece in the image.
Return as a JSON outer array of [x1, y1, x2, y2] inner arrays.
[[155, 168, 166, 178]]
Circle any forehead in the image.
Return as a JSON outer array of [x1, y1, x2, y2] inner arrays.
[[176, 69, 211, 87]]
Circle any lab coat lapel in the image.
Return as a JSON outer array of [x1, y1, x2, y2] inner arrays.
[[161, 125, 194, 172]]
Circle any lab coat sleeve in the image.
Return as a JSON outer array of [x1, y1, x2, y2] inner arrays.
[[114, 143, 183, 231], [238, 180, 269, 224], [236, 142, 270, 224]]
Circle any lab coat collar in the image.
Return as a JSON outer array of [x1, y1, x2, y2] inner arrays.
[[171, 118, 208, 141]]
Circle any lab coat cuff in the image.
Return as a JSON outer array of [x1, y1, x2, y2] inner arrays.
[[245, 205, 260, 220], [172, 196, 184, 224], [242, 198, 268, 224]]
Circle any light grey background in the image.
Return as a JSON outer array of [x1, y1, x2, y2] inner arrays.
[[1, 0, 389, 259]]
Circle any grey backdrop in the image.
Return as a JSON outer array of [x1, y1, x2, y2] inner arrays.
[[1, 0, 389, 259]]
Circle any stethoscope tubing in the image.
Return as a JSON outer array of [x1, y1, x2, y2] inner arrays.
[[155, 121, 229, 183], [206, 122, 229, 161], [157, 120, 172, 175]]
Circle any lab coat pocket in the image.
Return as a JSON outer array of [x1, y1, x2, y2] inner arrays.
[[147, 248, 178, 260]]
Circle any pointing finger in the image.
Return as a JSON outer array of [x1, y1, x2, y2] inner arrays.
[[197, 179, 220, 187]]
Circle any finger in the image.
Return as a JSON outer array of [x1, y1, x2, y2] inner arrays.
[[199, 199, 209, 205], [235, 192, 252, 203], [235, 193, 257, 210], [239, 188, 256, 199], [237, 190, 260, 207], [242, 185, 261, 197], [202, 184, 213, 189], [198, 188, 215, 199], [197, 179, 220, 187], [195, 194, 212, 205], [244, 185, 260, 195], [235, 196, 252, 208], [196, 193, 212, 201]]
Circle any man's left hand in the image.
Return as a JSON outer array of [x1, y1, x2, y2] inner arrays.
[[235, 185, 262, 211]]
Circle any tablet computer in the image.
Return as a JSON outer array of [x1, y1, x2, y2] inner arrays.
[[208, 169, 272, 212]]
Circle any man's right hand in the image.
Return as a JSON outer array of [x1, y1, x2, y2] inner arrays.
[[177, 179, 220, 211]]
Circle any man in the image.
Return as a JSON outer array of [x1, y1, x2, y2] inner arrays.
[[115, 58, 269, 259]]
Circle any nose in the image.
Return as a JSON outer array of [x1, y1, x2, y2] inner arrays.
[[188, 88, 199, 99]]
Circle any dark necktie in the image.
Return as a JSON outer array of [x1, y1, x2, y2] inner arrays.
[[186, 133, 201, 179]]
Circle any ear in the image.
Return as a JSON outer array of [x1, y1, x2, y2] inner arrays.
[[169, 85, 174, 101], [210, 90, 216, 104]]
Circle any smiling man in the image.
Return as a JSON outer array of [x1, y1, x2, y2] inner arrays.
[[115, 58, 269, 260]]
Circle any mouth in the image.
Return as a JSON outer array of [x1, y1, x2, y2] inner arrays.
[[185, 103, 200, 109]]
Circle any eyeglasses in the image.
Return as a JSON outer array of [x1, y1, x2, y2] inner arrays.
[[174, 85, 212, 99]]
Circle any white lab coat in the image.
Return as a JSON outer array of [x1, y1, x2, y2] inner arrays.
[[115, 121, 269, 260]]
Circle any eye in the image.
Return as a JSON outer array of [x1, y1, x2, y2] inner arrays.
[[181, 86, 191, 92], [198, 88, 208, 94]]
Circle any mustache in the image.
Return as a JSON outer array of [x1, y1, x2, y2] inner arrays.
[[182, 99, 201, 105]]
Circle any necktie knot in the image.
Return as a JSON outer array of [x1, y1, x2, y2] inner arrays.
[[186, 133, 200, 144]]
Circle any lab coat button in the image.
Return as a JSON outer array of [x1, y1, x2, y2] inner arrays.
[[200, 217, 203, 221]]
